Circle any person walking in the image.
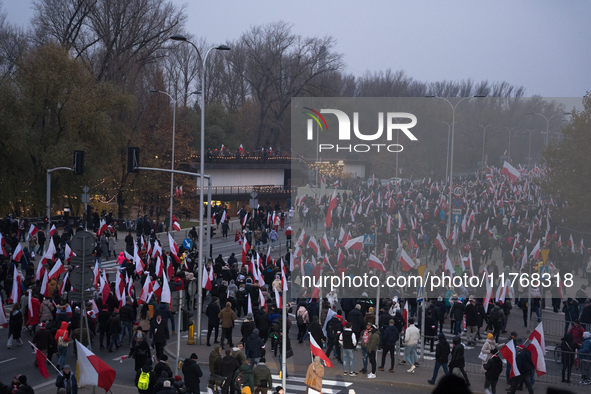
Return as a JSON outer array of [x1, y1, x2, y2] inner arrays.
[[507, 345, 534, 394], [482, 348, 503, 394], [339, 322, 357, 376], [129, 332, 151, 372], [358, 322, 371, 374], [449, 336, 470, 387], [206, 297, 221, 346], [366, 324, 380, 378], [404, 318, 420, 373], [55, 365, 77, 394], [7, 304, 24, 349], [252, 357, 272, 394], [150, 314, 170, 360], [428, 333, 450, 385], [296, 303, 309, 343], [135, 360, 157, 394], [480, 333, 497, 367], [55, 321, 70, 370], [560, 332, 579, 383], [219, 302, 238, 349], [378, 319, 399, 373], [304, 357, 324, 394]]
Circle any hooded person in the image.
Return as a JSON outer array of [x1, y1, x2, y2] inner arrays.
[[428, 333, 451, 384], [55, 321, 70, 370], [135, 360, 156, 394], [245, 328, 265, 365], [449, 336, 470, 387], [55, 364, 78, 394], [182, 353, 203, 394], [129, 331, 152, 372]]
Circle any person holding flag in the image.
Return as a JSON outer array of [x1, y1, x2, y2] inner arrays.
[[55, 365, 78, 394], [507, 344, 535, 394], [305, 356, 325, 393]]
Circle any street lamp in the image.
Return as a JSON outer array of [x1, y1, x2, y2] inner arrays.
[[478, 124, 495, 174], [427, 95, 486, 236], [503, 126, 519, 161], [439, 120, 452, 182], [521, 129, 536, 168], [149, 89, 200, 233], [170, 34, 230, 344], [526, 112, 571, 147]]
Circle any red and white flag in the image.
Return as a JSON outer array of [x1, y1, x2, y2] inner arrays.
[[12, 243, 24, 263], [8, 265, 21, 304], [501, 161, 521, 182], [40, 270, 50, 297], [344, 235, 364, 251], [307, 235, 320, 255], [242, 237, 250, 265], [402, 301, 409, 330], [368, 253, 386, 273], [202, 265, 212, 291], [49, 225, 57, 237], [321, 233, 330, 252], [27, 225, 38, 241], [433, 233, 447, 254], [483, 269, 493, 313], [499, 339, 520, 378], [59, 271, 69, 296], [97, 220, 107, 237], [75, 340, 117, 392], [48, 259, 66, 280], [0, 297, 8, 327], [274, 287, 282, 309], [160, 271, 171, 304], [296, 229, 307, 247], [325, 189, 338, 228], [310, 335, 333, 368], [64, 243, 76, 262], [168, 233, 180, 265], [527, 322, 546, 377], [399, 249, 415, 271], [529, 239, 541, 261], [172, 215, 181, 232], [239, 144, 244, 155]]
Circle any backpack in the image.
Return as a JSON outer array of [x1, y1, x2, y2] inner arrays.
[[296, 309, 305, 325], [138, 371, 150, 391], [490, 308, 501, 323], [233, 371, 245, 391]]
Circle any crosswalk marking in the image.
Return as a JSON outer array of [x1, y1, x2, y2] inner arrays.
[[271, 375, 352, 388]]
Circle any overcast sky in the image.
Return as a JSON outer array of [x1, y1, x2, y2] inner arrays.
[[3, 0, 589, 98]]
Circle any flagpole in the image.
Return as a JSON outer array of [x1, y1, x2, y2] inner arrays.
[[281, 272, 287, 391], [29, 341, 62, 375]]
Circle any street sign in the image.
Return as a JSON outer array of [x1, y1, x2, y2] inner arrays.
[[541, 249, 550, 264], [69, 266, 95, 291], [452, 208, 462, 216], [363, 234, 374, 247], [416, 286, 424, 303], [187, 280, 198, 297], [83, 186, 89, 193], [452, 198, 463, 208], [70, 231, 95, 257], [183, 238, 193, 249], [452, 214, 461, 224], [250, 191, 258, 199], [81, 193, 90, 203], [453, 185, 465, 197]]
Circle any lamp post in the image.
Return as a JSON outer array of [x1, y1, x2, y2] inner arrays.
[[521, 129, 536, 168], [149, 89, 200, 233], [439, 120, 452, 182], [170, 34, 230, 344], [427, 95, 485, 236], [526, 112, 571, 147], [503, 126, 519, 161], [478, 124, 494, 175]]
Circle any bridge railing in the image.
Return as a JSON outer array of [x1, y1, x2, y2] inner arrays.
[[194, 185, 295, 195]]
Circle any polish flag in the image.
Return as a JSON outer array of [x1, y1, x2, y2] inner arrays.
[[12, 243, 24, 263], [64, 243, 76, 262], [48, 259, 66, 280], [568, 234, 575, 253], [402, 301, 409, 330], [93, 260, 100, 287], [133, 244, 144, 275], [172, 218, 181, 232], [280, 259, 289, 292], [202, 265, 212, 291], [398, 214, 404, 232], [100, 272, 110, 301], [274, 287, 282, 309], [310, 335, 333, 368], [444, 255, 454, 274], [467, 250, 474, 277], [336, 248, 345, 267], [409, 234, 416, 249], [499, 339, 521, 378], [483, 269, 493, 313], [325, 189, 338, 228], [259, 288, 266, 307], [239, 144, 244, 155], [49, 225, 57, 237], [97, 219, 107, 237], [167, 233, 180, 265], [32, 345, 49, 379], [160, 272, 171, 304], [344, 235, 364, 251], [528, 322, 546, 376], [8, 265, 21, 304], [368, 253, 386, 273], [40, 238, 56, 267], [433, 233, 447, 254], [520, 246, 528, 271], [27, 225, 38, 241], [296, 229, 307, 247], [138, 278, 153, 304], [247, 293, 253, 316], [40, 270, 50, 297], [75, 340, 117, 392], [399, 249, 415, 271], [241, 212, 249, 227], [59, 271, 69, 296], [501, 161, 521, 182], [221, 210, 227, 223], [115, 270, 126, 307], [529, 239, 541, 260], [321, 233, 330, 252], [242, 237, 250, 264], [307, 235, 320, 255], [0, 233, 6, 255]]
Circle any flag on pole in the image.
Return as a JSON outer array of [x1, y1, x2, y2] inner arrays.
[[8, 265, 21, 304], [527, 322, 546, 376], [499, 339, 520, 378], [402, 301, 409, 330], [310, 335, 333, 368], [399, 249, 415, 271], [27, 225, 38, 241], [75, 340, 117, 392], [501, 161, 521, 182], [368, 253, 386, 273], [49, 225, 57, 237], [0, 297, 8, 328]]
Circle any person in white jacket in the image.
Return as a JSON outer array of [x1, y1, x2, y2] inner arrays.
[[404, 318, 421, 373]]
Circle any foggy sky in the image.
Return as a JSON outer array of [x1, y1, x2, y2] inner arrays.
[[3, 0, 589, 98]]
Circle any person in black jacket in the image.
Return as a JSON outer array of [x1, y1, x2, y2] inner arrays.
[[182, 353, 203, 394], [150, 314, 170, 360], [324, 315, 343, 364], [449, 336, 470, 386], [308, 315, 325, 347], [347, 304, 365, 341], [378, 320, 399, 372], [450, 299, 465, 335], [154, 355, 172, 378], [218, 349, 240, 394], [129, 332, 151, 372], [97, 307, 111, 350], [507, 345, 534, 394], [107, 310, 122, 352], [245, 329, 265, 364], [464, 297, 478, 346], [483, 348, 503, 394], [254, 307, 271, 342], [206, 298, 221, 346], [119, 298, 135, 346], [428, 333, 450, 384]]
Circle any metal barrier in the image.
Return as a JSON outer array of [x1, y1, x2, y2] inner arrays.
[[194, 185, 294, 195]]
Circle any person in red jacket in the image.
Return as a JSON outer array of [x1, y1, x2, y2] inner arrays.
[[27, 292, 41, 334], [55, 321, 70, 370]]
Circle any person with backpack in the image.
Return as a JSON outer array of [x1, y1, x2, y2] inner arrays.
[[482, 348, 503, 394], [489, 302, 505, 342], [135, 360, 156, 394], [324, 315, 343, 364], [233, 359, 254, 394], [252, 357, 272, 394], [182, 353, 203, 394], [428, 333, 450, 385]]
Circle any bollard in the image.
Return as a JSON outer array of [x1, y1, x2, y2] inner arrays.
[[187, 321, 195, 345]]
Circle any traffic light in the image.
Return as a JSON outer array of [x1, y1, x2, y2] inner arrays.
[[73, 150, 85, 175], [128, 147, 140, 172]]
